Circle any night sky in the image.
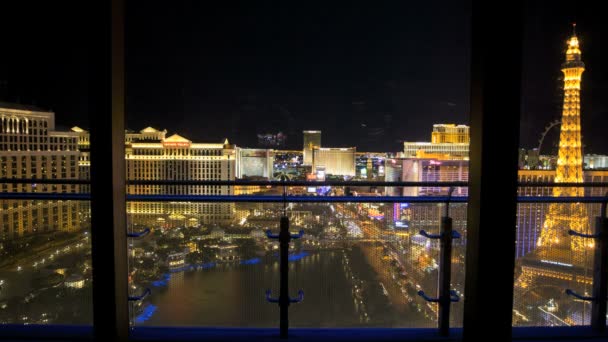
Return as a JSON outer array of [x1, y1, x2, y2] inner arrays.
[[1, 1, 606, 153]]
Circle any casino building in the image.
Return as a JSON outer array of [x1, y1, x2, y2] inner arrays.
[[125, 130, 236, 227], [0, 103, 82, 240]]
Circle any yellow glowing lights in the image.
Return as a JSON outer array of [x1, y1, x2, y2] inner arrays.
[[537, 27, 590, 255], [566, 39, 581, 56]]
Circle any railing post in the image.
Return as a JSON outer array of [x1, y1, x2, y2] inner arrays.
[[438, 215, 453, 336], [417, 190, 460, 336], [279, 215, 290, 338], [265, 212, 304, 338], [592, 213, 608, 331]]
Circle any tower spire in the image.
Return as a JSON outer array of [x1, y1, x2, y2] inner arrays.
[[536, 26, 590, 257], [515, 26, 593, 326]]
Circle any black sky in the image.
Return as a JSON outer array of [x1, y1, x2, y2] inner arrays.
[[1, 1, 606, 153]]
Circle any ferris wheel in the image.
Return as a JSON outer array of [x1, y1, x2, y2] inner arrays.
[[537, 120, 561, 154]]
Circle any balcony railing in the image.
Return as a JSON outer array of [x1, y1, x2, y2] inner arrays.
[[0, 179, 607, 338]]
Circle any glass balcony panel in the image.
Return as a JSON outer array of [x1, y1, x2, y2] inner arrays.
[[513, 191, 604, 327], [127, 201, 277, 327], [0, 199, 92, 325], [126, 196, 467, 328]]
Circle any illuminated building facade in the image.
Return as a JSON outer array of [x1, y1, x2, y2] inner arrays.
[[0, 103, 82, 240], [403, 142, 469, 159], [126, 126, 167, 143], [384, 159, 403, 196], [431, 124, 469, 144], [516, 170, 556, 259], [403, 124, 469, 159], [584, 154, 608, 169], [71, 126, 90, 194], [303, 130, 321, 165], [519, 148, 541, 169], [387, 158, 468, 196], [126, 133, 236, 226], [257, 132, 286, 148], [386, 156, 468, 245], [71, 126, 237, 226], [235, 148, 274, 179], [312, 147, 356, 177]]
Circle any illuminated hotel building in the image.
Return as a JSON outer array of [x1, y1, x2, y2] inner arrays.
[[303, 130, 321, 165], [126, 132, 236, 226], [312, 147, 356, 177], [384, 159, 403, 196], [71, 126, 90, 193], [67, 126, 238, 227], [386, 158, 468, 196], [403, 124, 469, 159], [385, 155, 469, 246], [126, 126, 167, 143], [584, 154, 608, 169], [235, 148, 274, 179], [431, 124, 469, 143], [385, 156, 608, 259], [0, 103, 81, 240]]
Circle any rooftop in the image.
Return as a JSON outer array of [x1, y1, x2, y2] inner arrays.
[[0, 101, 51, 113]]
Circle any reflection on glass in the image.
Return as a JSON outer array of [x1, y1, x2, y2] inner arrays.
[[513, 200, 602, 326], [0, 200, 92, 324], [127, 201, 467, 327], [0, 104, 92, 324]]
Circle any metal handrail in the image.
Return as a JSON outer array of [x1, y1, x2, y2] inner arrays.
[[289, 290, 305, 303], [265, 289, 279, 303], [565, 289, 595, 301], [568, 229, 600, 239], [419, 230, 442, 240], [128, 288, 151, 301], [417, 288, 459, 303], [265, 228, 304, 240], [127, 228, 151, 238], [126, 180, 469, 187], [449, 290, 460, 302], [265, 289, 305, 304], [0, 178, 468, 187], [2, 177, 608, 188], [265, 230, 280, 240], [419, 230, 461, 240], [417, 290, 440, 303], [3, 192, 608, 204]]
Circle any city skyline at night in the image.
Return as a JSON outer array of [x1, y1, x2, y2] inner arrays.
[[1, 2, 607, 153], [1, 1, 608, 336]]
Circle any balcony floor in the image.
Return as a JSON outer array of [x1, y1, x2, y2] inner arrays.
[[2, 326, 607, 341]]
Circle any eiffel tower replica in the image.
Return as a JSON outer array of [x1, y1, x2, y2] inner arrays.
[[515, 25, 594, 325]]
